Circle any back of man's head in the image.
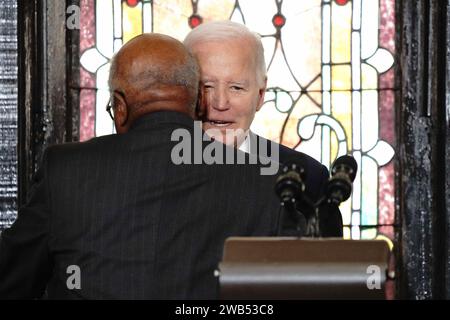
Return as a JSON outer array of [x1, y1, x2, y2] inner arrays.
[[183, 20, 266, 86], [109, 33, 200, 133]]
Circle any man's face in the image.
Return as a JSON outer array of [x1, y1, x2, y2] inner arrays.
[[191, 39, 266, 146]]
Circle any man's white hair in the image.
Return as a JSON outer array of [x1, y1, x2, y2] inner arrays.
[[183, 20, 267, 86]]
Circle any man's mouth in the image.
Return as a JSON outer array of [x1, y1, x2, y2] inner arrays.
[[207, 120, 233, 127]]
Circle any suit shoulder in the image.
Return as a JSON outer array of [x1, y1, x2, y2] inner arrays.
[[257, 135, 328, 175], [46, 134, 116, 153], [43, 134, 118, 164], [280, 145, 328, 173]]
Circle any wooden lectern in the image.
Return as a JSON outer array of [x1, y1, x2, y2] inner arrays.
[[218, 237, 391, 299]]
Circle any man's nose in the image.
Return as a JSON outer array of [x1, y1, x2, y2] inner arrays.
[[211, 87, 230, 111]]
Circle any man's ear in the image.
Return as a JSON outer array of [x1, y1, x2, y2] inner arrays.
[[256, 77, 267, 112], [113, 94, 129, 134]]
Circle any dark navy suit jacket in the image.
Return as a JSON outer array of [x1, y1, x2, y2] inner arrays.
[[0, 111, 285, 299], [0, 112, 342, 299]]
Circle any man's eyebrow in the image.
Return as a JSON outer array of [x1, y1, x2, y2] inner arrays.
[[228, 80, 249, 86]]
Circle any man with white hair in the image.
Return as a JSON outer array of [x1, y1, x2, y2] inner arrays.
[[184, 21, 343, 237]]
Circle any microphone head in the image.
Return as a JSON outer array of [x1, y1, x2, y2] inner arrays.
[[326, 155, 358, 205], [274, 157, 307, 204], [331, 155, 358, 182], [280, 157, 308, 175]]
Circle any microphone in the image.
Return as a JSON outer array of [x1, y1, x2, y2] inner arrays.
[[326, 155, 358, 205], [274, 159, 306, 206], [274, 159, 308, 236]]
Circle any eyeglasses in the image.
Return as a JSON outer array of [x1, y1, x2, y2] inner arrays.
[[106, 91, 127, 121], [106, 99, 114, 121]]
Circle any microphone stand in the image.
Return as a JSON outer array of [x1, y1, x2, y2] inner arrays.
[[277, 199, 308, 238], [275, 156, 356, 238], [305, 195, 332, 238], [276, 194, 322, 238]]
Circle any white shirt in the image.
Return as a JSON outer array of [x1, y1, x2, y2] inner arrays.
[[238, 131, 251, 154]]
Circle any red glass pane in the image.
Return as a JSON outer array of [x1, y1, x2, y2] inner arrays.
[[379, 88, 395, 146], [335, 0, 349, 5], [126, 0, 139, 7], [379, 0, 395, 91], [188, 14, 203, 29], [378, 162, 395, 240], [80, 0, 95, 54], [80, 89, 96, 141], [378, 0, 396, 240], [79, 0, 96, 142], [380, 0, 396, 54], [272, 14, 286, 28]]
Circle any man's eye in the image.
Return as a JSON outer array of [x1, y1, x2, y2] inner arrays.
[[231, 86, 244, 91], [203, 84, 214, 89]]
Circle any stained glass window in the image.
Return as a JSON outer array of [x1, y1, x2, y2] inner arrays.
[[79, 0, 397, 242]]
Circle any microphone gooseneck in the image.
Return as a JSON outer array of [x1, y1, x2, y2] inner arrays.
[[274, 155, 357, 238]]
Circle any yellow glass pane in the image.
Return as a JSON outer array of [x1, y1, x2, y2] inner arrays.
[[296, 122, 322, 164], [293, 94, 321, 121], [339, 194, 352, 235], [307, 91, 322, 108], [343, 227, 351, 240], [281, 95, 321, 148], [332, 65, 351, 91], [153, 0, 192, 41], [281, 117, 301, 148], [331, 91, 352, 150], [361, 63, 378, 89], [252, 101, 287, 144], [123, 2, 143, 44], [330, 130, 338, 165], [362, 228, 377, 240], [331, 1, 351, 63], [198, 0, 235, 21], [307, 76, 322, 92], [282, 0, 322, 87]]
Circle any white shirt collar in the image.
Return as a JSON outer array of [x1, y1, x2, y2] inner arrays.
[[238, 131, 251, 154]]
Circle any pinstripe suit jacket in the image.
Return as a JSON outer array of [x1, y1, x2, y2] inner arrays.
[[0, 111, 283, 299]]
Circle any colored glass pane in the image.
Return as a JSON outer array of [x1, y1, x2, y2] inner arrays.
[[266, 47, 300, 91], [361, 156, 379, 239], [153, 0, 192, 39], [331, 1, 351, 63], [281, 0, 322, 88], [331, 91, 352, 152], [127, 0, 139, 7], [378, 0, 396, 235], [80, 0, 96, 142], [123, 1, 142, 43], [331, 65, 351, 90], [198, 0, 235, 21]]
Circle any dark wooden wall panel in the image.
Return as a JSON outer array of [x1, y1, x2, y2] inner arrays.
[[0, 0, 18, 230], [17, 0, 80, 206], [397, 0, 450, 299]]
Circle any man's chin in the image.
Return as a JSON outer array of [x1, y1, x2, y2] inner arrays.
[[202, 127, 246, 147], [206, 133, 236, 146]]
